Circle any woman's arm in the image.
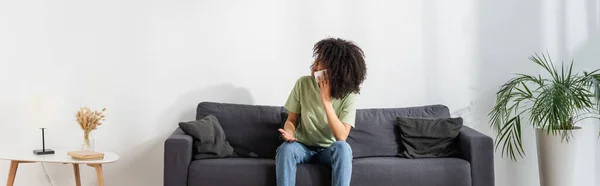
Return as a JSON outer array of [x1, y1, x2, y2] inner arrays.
[[317, 75, 352, 141], [280, 112, 300, 142], [284, 112, 299, 134], [323, 104, 352, 141]]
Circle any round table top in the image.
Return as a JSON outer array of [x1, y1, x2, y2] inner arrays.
[[0, 150, 119, 164]]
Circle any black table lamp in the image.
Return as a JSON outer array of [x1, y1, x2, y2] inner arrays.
[[33, 128, 54, 155]]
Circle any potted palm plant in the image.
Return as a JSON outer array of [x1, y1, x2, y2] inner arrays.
[[489, 53, 600, 186]]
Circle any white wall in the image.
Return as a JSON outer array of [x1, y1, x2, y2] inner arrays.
[[0, 0, 598, 186]]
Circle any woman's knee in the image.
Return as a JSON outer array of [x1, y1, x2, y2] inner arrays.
[[330, 141, 352, 156], [276, 142, 303, 157]]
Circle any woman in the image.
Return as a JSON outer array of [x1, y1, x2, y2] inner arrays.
[[276, 38, 367, 186]]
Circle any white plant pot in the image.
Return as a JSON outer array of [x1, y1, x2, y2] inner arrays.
[[535, 127, 582, 186]]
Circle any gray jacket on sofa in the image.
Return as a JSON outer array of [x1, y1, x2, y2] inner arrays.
[[164, 102, 494, 186]]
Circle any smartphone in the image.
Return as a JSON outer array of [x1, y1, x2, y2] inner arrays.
[[314, 70, 326, 81]]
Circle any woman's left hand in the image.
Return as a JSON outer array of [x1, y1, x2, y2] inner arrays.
[[317, 71, 332, 104]]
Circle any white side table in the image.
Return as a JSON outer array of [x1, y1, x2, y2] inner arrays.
[[0, 150, 119, 186]]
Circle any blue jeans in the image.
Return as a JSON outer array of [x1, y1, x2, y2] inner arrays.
[[275, 141, 353, 186]]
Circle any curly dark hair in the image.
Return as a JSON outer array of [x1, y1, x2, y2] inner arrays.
[[312, 38, 367, 99]]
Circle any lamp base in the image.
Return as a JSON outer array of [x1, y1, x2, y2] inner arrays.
[[33, 149, 55, 155]]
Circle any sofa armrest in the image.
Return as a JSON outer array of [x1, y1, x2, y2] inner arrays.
[[164, 128, 193, 186], [458, 126, 494, 186]]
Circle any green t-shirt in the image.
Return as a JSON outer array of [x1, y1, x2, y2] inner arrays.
[[284, 76, 357, 148]]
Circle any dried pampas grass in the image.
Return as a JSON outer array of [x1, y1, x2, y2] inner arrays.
[[76, 107, 106, 148]]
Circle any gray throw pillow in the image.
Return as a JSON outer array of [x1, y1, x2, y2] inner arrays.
[[179, 115, 234, 159], [396, 117, 463, 158]]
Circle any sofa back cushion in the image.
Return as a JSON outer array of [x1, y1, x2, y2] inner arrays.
[[196, 102, 285, 158], [195, 102, 451, 159], [348, 105, 451, 158]]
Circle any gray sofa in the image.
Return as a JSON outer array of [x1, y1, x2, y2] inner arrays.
[[164, 102, 494, 186]]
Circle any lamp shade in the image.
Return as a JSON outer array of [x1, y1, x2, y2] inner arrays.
[[27, 93, 59, 129]]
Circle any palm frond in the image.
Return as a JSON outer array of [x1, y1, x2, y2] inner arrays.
[[489, 52, 600, 161]]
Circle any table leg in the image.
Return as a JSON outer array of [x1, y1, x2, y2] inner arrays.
[[72, 164, 81, 186], [6, 160, 19, 186], [93, 164, 104, 186]]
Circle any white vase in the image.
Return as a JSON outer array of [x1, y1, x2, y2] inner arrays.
[[535, 127, 582, 186]]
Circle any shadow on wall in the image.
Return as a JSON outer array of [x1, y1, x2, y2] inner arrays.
[[101, 84, 254, 186], [472, 1, 543, 131], [572, 28, 600, 186], [573, 30, 600, 68], [571, 0, 600, 71], [473, 1, 542, 186]]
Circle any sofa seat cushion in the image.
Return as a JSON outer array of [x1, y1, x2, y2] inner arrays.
[[188, 158, 331, 186], [188, 157, 471, 186], [352, 157, 471, 186]]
